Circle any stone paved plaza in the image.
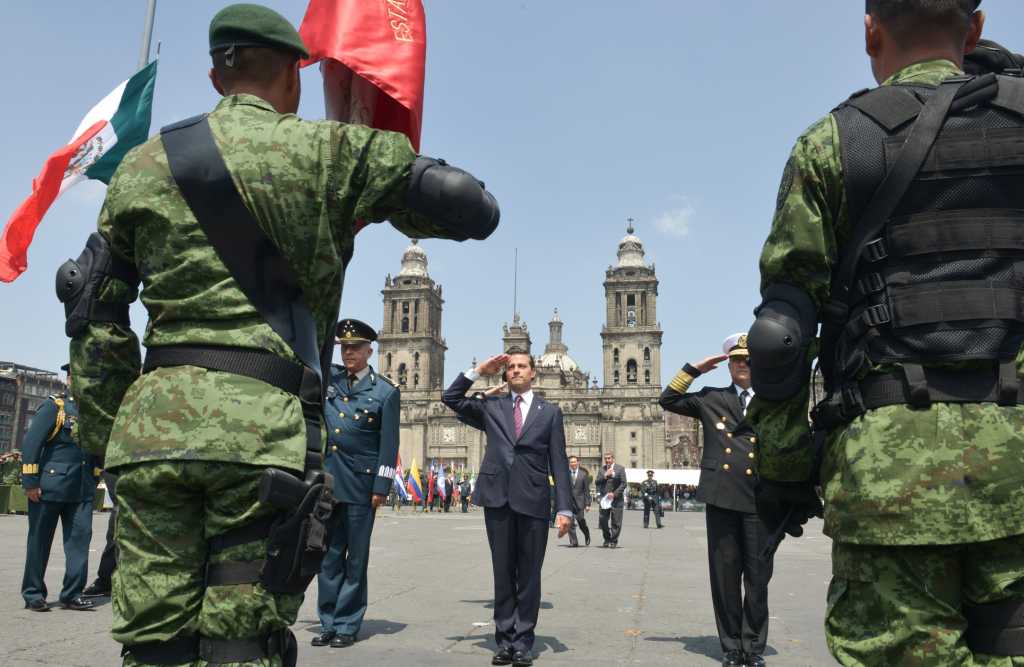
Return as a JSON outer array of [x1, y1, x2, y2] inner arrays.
[[0, 507, 834, 666]]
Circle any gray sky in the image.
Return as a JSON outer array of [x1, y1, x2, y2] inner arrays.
[[2, 1, 1022, 388]]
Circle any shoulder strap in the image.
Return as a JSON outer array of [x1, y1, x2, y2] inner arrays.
[[159, 115, 325, 404], [821, 77, 973, 358], [47, 398, 65, 442]]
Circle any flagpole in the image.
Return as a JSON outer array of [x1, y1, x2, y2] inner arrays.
[[138, 0, 157, 69]]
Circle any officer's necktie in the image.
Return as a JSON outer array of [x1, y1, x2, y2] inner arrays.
[[348, 374, 357, 389], [740, 389, 750, 414], [513, 395, 523, 439]]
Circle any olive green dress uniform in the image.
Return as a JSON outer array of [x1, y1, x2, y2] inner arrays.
[[66, 6, 493, 666], [20, 392, 100, 607], [749, 55, 1024, 665], [316, 320, 400, 641]]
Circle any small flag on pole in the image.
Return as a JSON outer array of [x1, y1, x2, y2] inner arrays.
[[0, 61, 158, 282]]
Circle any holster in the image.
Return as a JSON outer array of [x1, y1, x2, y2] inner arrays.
[[965, 598, 1024, 656], [260, 471, 335, 594]]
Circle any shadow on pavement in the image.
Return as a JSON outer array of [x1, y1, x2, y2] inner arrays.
[[446, 633, 569, 656], [298, 619, 407, 640], [644, 635, 778, 659], [459, 599, 553, 610]]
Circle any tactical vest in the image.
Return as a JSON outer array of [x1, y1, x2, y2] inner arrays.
[[818, 74, 1024, 422]]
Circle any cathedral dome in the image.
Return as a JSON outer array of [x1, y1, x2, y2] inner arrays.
[[617, 223, 646, 268], [398, 239, 428, 277], [538, 350, 580, 372]]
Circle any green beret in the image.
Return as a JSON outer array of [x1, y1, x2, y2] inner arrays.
[[209, 3, 309, 59]]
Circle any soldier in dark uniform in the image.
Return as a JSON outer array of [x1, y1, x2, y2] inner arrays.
[[660, 334, 771, 667], [20, 364, 99, 612], [314, 319, 400, 649], [459, 476, 472, 513], [640, 470, 664, 529]]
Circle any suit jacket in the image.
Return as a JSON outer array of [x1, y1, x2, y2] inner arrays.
[[443, 373, 571, 521], [569, 468, 590, 514], [660, 383, 757, 514], [594, 463, 626, 509], [323, 364, 400, 505]]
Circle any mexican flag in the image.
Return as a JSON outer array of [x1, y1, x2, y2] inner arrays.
[[0, 60, 158, 283]]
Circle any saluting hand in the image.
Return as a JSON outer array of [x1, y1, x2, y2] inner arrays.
[[693, 354, 729, 374], [475, 355, 509, 377]]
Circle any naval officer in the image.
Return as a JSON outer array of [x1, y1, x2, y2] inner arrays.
[[660, 334, 772, 667], [314, 319, 400, 648]]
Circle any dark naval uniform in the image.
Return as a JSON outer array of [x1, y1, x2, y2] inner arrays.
[[316, 324, 399, 642], [640, 475, 663, 529], [20, 391, 100, 609], [659, 335, 771, 663]]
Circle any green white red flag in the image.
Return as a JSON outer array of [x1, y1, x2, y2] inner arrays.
[[0, 60, 157, 283]]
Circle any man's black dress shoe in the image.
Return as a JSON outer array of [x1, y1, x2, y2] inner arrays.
[[512, 649, 534, 666], [24, 599, 49, 612], [491, 646, 514, 665], [601, 541, 609, 548], [82, 579, 112, 597], [610, 542, 618, 548], [722, 649, 745, 666], [330, 633, 355, 648], [311, 631, 336, 647], [745, 653, 766, 667], [61, 597, 95, 611]]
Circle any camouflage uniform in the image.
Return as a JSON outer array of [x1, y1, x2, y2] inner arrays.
[[749, 59, 1024, 666], [71, 89, 469, 665]]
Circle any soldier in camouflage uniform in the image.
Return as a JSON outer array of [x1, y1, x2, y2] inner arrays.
[[746, 1, 1024, 665], [64, 4, 498, 666]]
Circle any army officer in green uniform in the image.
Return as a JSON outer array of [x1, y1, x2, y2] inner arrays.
[[21, 364, 99, 612], [314, 319, 399, 648], [746, 1, 1024, 664], [64, 4, 498, 665]]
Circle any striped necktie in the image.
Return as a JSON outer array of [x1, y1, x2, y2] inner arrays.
[[513, 395, 523, 439]]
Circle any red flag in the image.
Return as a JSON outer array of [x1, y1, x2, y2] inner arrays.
[[299, 0, 426, 151], [0, 121, 105, 283]]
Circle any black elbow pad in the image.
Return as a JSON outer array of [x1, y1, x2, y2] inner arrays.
[[748, 284, 817, 401], [56, 232, 138, 338], [406, 157, 500, 240]]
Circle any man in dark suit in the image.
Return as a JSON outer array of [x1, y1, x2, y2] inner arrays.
[[567, 456, 591, 547], [594, 452, 626, 548], [443, 349, 572, 667], [660, 333, 771, 667]]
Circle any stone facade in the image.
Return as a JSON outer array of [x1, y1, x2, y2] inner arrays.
[[376, 227, 676, 475], [0, 363, 66, 453]]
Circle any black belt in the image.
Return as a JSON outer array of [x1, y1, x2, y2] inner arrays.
[[144, 344, 325, 468], [123, 629, 295, 665], [814, 363, 1024, 428]]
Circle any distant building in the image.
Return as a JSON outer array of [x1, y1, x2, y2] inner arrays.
[[376, 225, 673, 475], [0, 363, 66, 452]]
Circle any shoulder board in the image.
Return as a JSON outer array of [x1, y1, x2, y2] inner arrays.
[[378, 374, 397, 388]]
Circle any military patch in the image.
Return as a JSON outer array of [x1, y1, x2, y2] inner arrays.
[[326, 385, 338, 399], [776, 156, 795, 212]]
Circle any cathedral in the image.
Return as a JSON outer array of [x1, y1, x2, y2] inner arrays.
[[376, 225, 681, 475]]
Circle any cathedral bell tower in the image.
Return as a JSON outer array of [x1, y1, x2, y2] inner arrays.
[[377, 241, 446, 390], [601, 223, 662, 388]]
